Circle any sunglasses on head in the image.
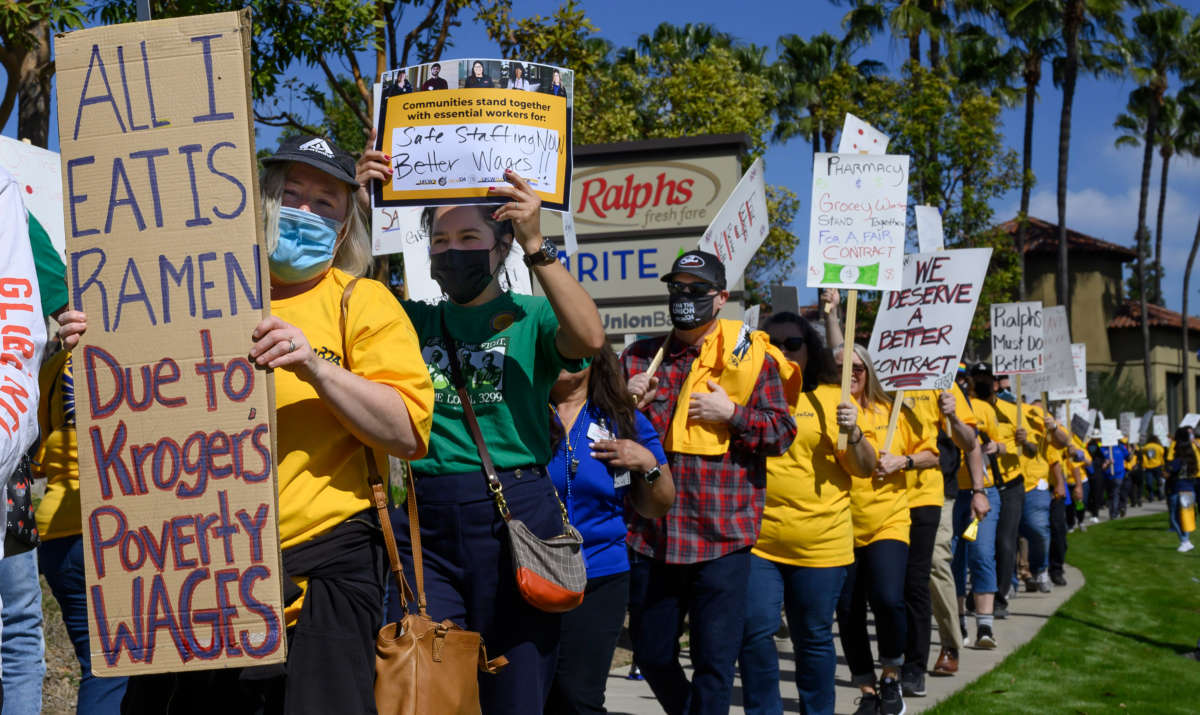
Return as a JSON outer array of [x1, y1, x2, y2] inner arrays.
[[769, 336, 807, 351], [667, 280, 717, 297]]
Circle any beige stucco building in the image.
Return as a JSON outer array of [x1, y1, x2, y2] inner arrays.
[[1013, 216, 1200, 422]]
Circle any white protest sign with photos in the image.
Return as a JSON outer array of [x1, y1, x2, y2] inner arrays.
[[868, 248, 991, 391], [806, 153, 909, 291], [991, 301, 1044, 375]]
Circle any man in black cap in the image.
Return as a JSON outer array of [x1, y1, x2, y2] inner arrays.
[[621, 250, 796, 715]]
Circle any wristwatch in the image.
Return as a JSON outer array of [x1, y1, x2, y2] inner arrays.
[[523, 237, 559, 267], [972, 488, 987, 496], [905, 455, 914, 470], [642, 465, 662, 486]]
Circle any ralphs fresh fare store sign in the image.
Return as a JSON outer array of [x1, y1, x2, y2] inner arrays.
[[539, 135, 748, 337]]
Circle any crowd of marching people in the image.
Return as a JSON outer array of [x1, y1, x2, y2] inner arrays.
[[2, 130, 1198, 715]]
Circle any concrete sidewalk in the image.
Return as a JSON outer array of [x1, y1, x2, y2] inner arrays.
[[604, 501, 1167, 715]]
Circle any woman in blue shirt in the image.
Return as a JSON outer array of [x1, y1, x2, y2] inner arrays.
[[545, 347, 675, 715]]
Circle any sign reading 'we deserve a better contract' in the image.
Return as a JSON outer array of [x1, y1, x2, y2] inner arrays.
[[806, 153, 909, 291], [56, 11, 284, 676]]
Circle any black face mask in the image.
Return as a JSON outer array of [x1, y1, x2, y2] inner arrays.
[[430, 248, 497, 304], [669, 292, 716, 330]]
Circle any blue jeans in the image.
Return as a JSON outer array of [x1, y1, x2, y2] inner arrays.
[[1108, 478, 1125, 518], [1019, 489, 1052, 576], [951, 487, 1001, 596], [1168, 493, 1184, 538], [630, 548, 751, 715], [38, 536, 128, 714], [0, 550, 44, 715], [738, 555, 846, 715]]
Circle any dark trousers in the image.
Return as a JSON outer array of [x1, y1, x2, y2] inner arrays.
[[994, 477, 1025, 605], [121, 514, 386, 715], [903, 505, 940, 677], [1129, 470, 1144, 506], [388, 466, 563, 715], [1146, 468, 1163, 499], [629, 547, 751, 715], [1049, 497, 1068, 579], [546, 571, 630, 715], [837, 539, 908, 684], [1087, 477, 1105, 517], [1108, 478, 1126, 519]]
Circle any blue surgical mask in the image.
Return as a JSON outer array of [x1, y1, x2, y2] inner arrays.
[[269, 206, 342, 284]]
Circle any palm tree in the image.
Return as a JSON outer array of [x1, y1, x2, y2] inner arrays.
[[836, 0, 952, 67], [1052, 0, 1126, 350], [773, 33, 884, 159], [1184, 214, 1200, 413], [1125, 5, 1196, 408]]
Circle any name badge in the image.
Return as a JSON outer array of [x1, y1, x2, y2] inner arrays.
[[587, 421, 612, 442]]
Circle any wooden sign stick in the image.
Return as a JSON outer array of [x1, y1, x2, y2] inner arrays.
[[1015, 374, 1024, 428], [837, 289, 859, 450], [631, 331, 671, 403], [884, 390, 905, 453]]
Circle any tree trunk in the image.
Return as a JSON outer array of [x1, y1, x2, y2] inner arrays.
[[909, 33, 921, 66], [1182, 215, 1200, 415], [812, 124, 820, 165], [929, 34, 941, 69], [1155, 147, 1171, 305], [1137, 94, 1160, 408], [1056, 0, 1082, 338], [15, 20, 51, 148], [1016, 71, 1038, 302]]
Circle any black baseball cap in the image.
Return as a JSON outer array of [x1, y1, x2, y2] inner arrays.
[[661, 250, 726, 289], [969, 362, 994, 378], [263, 135, 359, 189]]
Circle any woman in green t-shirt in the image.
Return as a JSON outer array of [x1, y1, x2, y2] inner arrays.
[[358, 145, 606, 714]]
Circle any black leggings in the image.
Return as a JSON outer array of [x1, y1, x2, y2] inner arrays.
[[546, 571, 631, 715], [837, 539, 909, 683], [903, 505, 940, 675]]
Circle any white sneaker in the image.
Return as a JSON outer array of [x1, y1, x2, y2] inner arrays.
[[1089, 516, 1100, 524], [1179, 541, 1195, 553]]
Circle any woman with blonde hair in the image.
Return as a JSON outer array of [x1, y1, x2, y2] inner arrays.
[[58, 135, 436, 714], [835, 344, 936, 715]]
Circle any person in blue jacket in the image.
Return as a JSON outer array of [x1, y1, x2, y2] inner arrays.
[[544, 347, 676, 715], [1097, 438, 1130, 520]]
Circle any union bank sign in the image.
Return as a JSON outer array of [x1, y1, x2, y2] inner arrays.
[[539, 134, 749, 337]]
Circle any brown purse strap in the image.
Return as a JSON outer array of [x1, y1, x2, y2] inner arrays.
[[341, 278, 427, 616]]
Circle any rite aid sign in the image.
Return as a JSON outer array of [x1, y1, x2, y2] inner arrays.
[[539, 135, 748, 336]]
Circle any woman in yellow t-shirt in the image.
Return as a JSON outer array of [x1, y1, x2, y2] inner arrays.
[[738, 314, 877, 715], [56, 135, 435, 712], [834, 345, 936, 712], [1142, 435, 1166, 501]]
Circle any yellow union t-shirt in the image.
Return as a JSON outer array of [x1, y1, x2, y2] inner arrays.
[[1019, 405, 1051, 491], [271, 269, 434, 551], [902, 390, 945, 509], [1142, 442, 1165, 469], [850, 398, 923, 548], [958, 395, 997, 489], [754, 383, 857, 568], [34, 350, 82, 541]]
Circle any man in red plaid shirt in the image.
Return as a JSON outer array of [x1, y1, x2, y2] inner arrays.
[[622, 250, 796, 715]]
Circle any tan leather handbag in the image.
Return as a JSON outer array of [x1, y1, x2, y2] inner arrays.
[[340, 279, 507, 715]]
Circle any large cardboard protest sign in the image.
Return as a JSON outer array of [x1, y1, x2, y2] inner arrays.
[[697, 156, 768, 286], [1153, 414, 1169, 439], [806, 153, 909, 291], [1050, 343, 1087, 401], [1022, 306, 1073, 398], [868, 248, 990, 391], [372, 59, 572, 211], [55, 11, 284, 674], [991, 302, 1044, 375]]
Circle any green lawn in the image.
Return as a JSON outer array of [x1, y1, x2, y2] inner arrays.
[[928, 511, 1200, 715]]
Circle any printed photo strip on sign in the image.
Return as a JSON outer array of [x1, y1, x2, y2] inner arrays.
[[806, 152, 909, 291], [1022, 305, 1074, 400], [697, 156, 768, 287], [867, 248, 991, 391], [371, 59, 573, 212], [54, 10, 285, 674], [991, 302, 1044, 375]]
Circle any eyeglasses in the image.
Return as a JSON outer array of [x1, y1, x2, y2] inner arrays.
[[667, 280, 717, 297], [769, 336, 807, 351], [838, 362, 867, 375]]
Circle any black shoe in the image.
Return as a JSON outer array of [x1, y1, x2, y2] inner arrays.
[[975, 624, 997, 649], [879, 676, 906, 715], [901, 670, 926, 697], [853, 691, 881, 715], [1051, 573, 1068, 587]]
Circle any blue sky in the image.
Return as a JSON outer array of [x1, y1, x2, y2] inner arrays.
[[8, 0, 1200, 310]]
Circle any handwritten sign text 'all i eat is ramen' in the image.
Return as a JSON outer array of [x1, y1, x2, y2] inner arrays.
[[806, 152, 909, 291]]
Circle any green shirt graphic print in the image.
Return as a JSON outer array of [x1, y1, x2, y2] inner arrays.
[[402, 292, 587, 475]]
